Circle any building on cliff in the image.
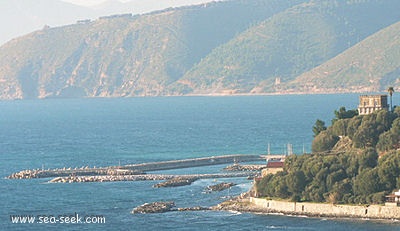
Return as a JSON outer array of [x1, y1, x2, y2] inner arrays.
[[261, 161, 284, 177], [357, 95, 389, 115]]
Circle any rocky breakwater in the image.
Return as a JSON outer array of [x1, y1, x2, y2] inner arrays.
[[131, 201, 211, 214], [153, 176, 198, 188], [7, 167, 143, 179], [48, 172, 255, 183], [205, 182, 236, 192], [223, 164, 266, 172], [49, 174, 173, 183]]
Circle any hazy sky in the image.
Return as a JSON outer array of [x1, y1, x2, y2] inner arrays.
[[62, 0, 215, 7], [62, 0, 130, 6]]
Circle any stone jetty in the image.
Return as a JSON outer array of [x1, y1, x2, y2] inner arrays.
[[49, 174, 173, 183], [7, 154, 263, 180], [123, 154, 262, 172], [7, 167, 142, 179], [48, 172, 256, 183], [223, 164, 266, 172]]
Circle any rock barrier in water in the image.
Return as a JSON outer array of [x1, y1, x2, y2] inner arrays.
[[131, 201, 176, 214], [153, 176, 198, 188], [205, 182, 236, 192], [48, 172, 256, 183], [7, 154, 263, 180], [7, 167, 143, 179], [131, 201, 211, 214], [223, 164, 266, 172]]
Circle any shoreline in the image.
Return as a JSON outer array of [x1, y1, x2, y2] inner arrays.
[[214, 197, 400, 222], [2, 91, 372, 101]]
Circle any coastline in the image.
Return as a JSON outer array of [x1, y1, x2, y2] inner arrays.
[[214, 197, 400, 221]]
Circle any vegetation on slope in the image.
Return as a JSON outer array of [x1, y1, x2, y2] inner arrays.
[[175, 0, 400, 94], [0, 0, 300, 99], [0, 0, 400, 99], [287, 21, 400, 93], [256, 106, 400, 204]]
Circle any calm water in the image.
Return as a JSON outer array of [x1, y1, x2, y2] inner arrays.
[[1, 95, 399, 230]]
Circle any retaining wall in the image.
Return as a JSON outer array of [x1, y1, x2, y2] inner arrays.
[[250, 197, 400, 219]]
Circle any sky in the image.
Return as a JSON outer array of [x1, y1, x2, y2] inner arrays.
[[62, 0, 131, 7], [62, 0, 215, 7]]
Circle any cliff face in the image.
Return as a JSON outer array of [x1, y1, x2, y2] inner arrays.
[[0, 0, 400, 99]]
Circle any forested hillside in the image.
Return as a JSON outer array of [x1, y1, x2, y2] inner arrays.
[[256, 107, 400, 205]]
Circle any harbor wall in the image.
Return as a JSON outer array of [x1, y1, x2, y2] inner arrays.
[[123, 154, 262, 171], [250, 197, 400, 219], [8, 154, 263, 179]]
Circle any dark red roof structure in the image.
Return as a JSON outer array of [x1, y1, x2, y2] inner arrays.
[[266, 161, 284, 168]]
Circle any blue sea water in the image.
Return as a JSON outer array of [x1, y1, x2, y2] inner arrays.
[[1, 95, 399, 230]]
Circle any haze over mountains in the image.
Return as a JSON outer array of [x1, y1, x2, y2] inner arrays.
[[0, 0, 215, 46], [0, 0, 399, 99]]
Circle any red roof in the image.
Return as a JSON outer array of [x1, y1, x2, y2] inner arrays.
[[267, 161, 284, 168]]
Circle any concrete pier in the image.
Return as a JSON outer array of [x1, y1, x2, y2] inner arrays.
[[7, 154, 263, 179], [122, 154, 263, 172]]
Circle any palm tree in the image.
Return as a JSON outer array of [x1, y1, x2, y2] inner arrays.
[[388, 87, 395, 112]]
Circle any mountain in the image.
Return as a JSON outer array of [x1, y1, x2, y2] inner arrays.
[[0, 0, 399, 100], [174, 0, 400, 95], [284, 20, 400, 93], [0, 0, 301, 99]]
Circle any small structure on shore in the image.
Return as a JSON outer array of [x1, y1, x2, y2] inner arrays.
[[261, 161, 284, 176], [385, 189, 400, 206], [260, 155, 285, 177]]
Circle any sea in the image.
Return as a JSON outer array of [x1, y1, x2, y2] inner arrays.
[[1, 94, 399, 231]]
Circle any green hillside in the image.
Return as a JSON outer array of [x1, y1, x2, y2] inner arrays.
[[0, 0, 301, 99], [173, 0, 400, 95], [0, 0, 399, 99], [285, 21, 400, 93], [256, 107, 400, 204]]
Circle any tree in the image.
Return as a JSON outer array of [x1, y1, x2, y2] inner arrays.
[[286, 170, 307, 201], [332, 107, 358, 124], [353, 168, 381, 201], [388, 87, 395, 112], [313, 119, 327, 137], [311, 130, 339, 153]]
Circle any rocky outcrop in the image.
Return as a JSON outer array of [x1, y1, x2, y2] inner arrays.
[[153, 177, 198, 188], [205, 182, 236, 192], [131, 201, 175, 214], [131, 201, 211, 214]]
